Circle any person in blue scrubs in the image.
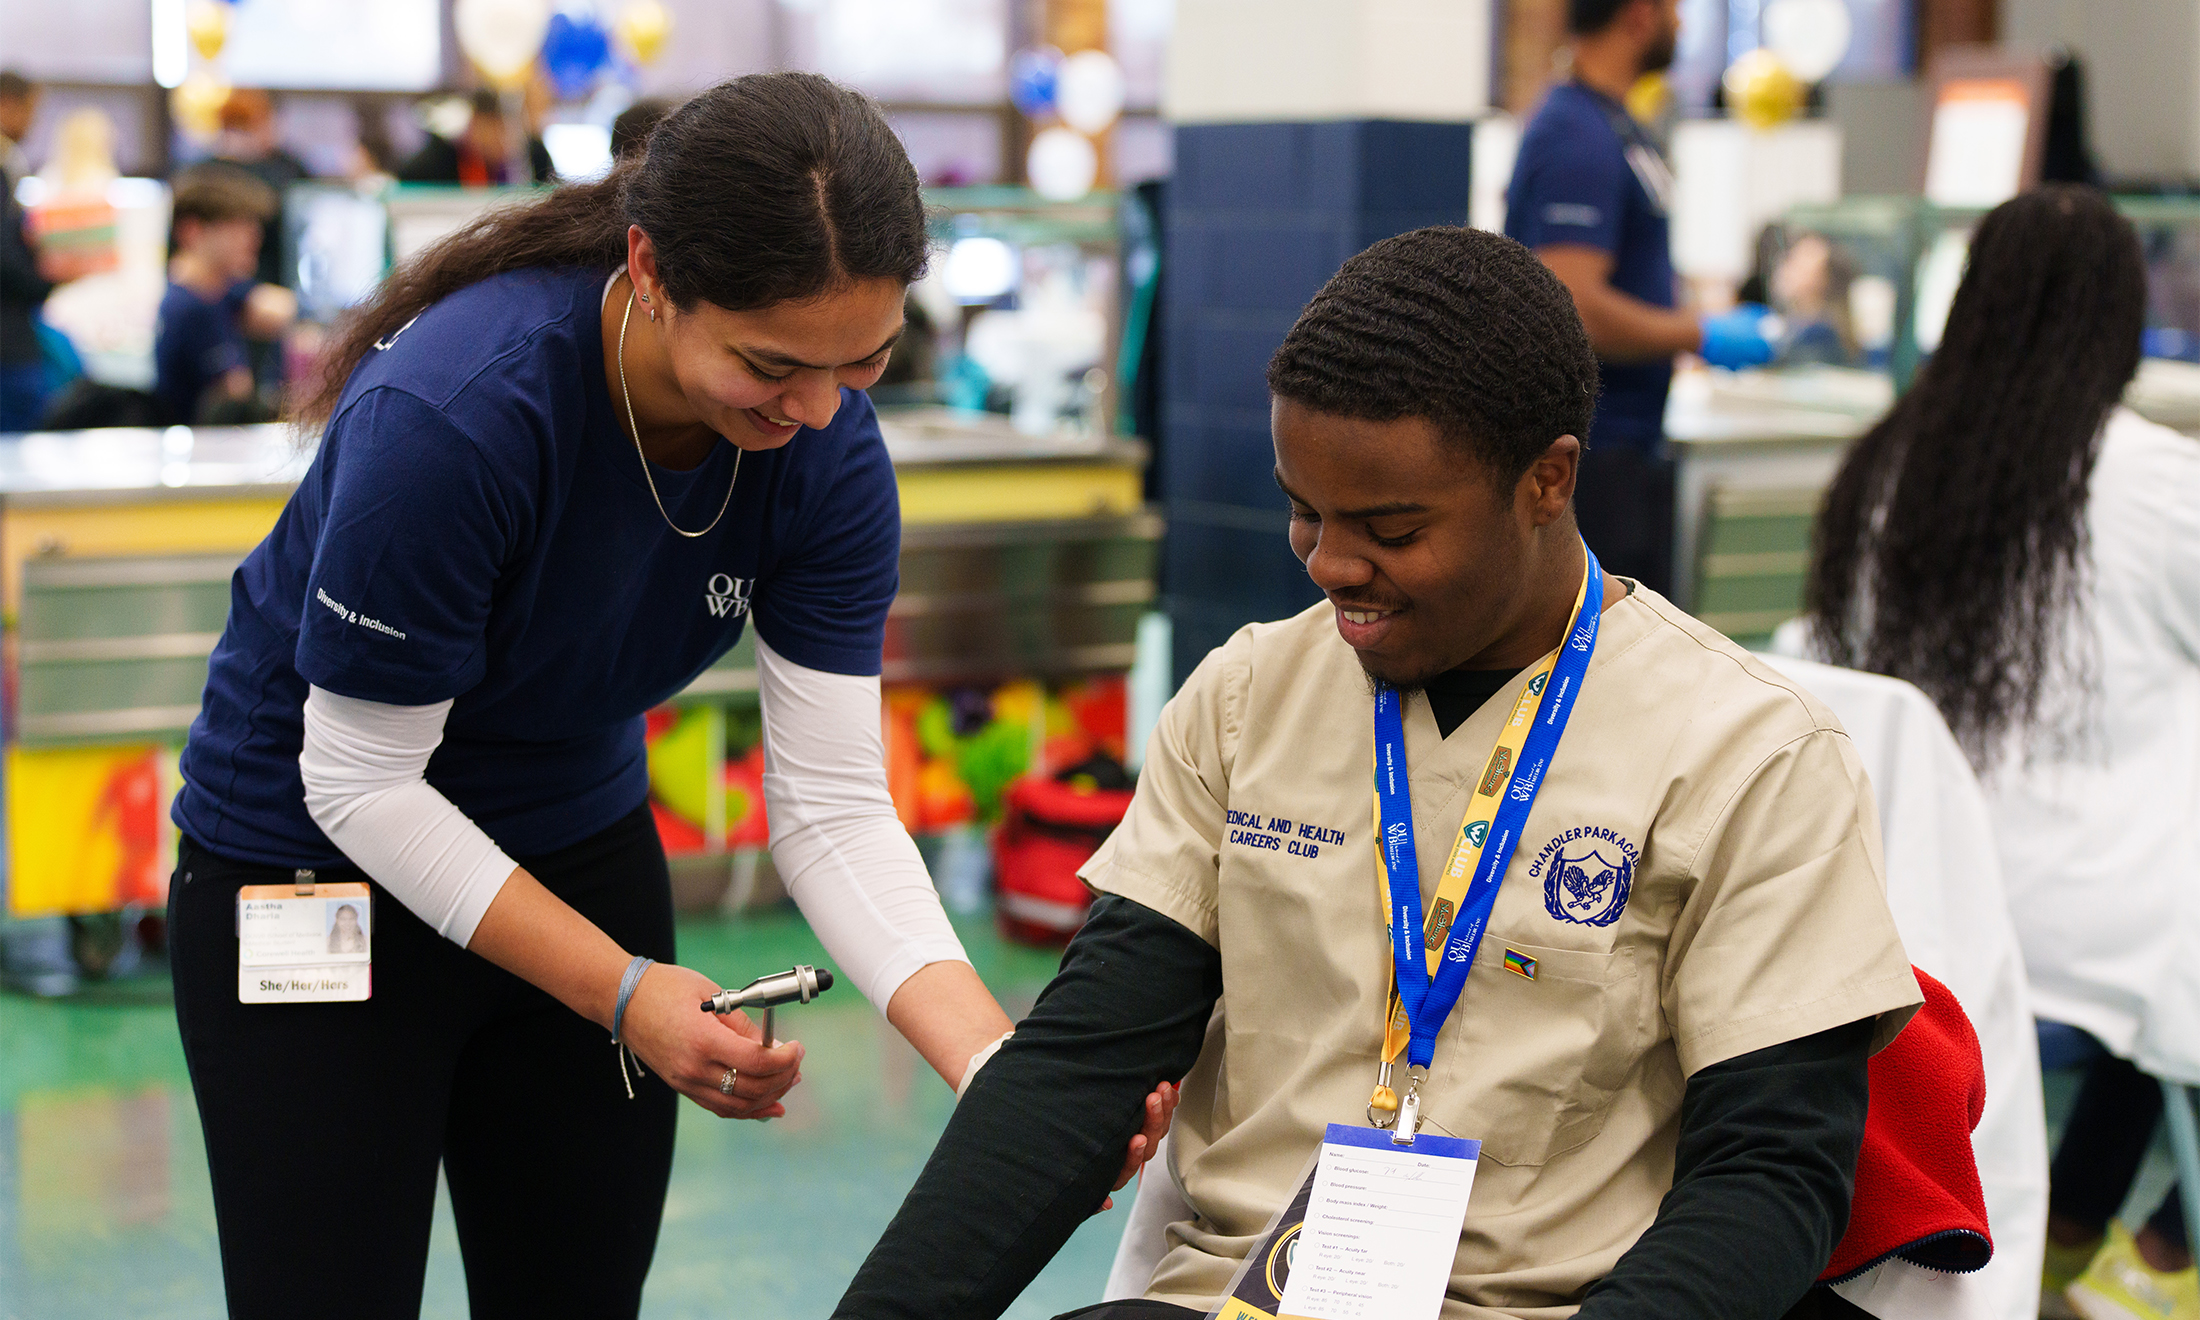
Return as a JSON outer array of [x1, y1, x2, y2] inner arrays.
[[1505, 0, 1770, 596], [166, 73, 1168, 1319]]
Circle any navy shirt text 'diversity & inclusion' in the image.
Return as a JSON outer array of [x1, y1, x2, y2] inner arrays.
[[173, 266, 901, 867]]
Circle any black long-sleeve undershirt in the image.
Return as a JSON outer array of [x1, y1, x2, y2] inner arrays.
[[833, 895, 1872, 1320], [834, 895, 1224, 1319]]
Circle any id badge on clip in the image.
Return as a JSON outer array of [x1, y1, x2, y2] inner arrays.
[[1210, 1124, 1481, 1320], [236, 871, 373, 1003]]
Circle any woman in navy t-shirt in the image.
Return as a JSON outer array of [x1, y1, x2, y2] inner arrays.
[[169, 74, 1168, 1317]]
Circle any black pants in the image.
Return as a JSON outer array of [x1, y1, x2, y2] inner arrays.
[[1052, 1291, 1867, 1318], [2050, 1046, 2188, 1245], [1574, 442, 1677, 599], [171, 804, 679, 1320]]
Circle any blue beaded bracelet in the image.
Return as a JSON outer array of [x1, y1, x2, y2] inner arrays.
[[610, 955, 654, 1044]]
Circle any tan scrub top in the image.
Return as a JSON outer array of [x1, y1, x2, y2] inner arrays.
[[1083, 586, 1922, 1319]]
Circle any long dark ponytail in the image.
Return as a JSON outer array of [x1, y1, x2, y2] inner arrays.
[[1804, 185, 2146, 764], [295, 71, 929, 429]]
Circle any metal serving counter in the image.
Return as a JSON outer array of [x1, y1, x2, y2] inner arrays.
[[0, 411, 1158, 920], [1665, 359, 2200, 639]]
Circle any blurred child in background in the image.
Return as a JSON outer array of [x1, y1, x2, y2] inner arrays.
[[153, 166, 295, 424]]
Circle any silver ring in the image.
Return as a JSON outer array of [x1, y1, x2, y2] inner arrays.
[[719, 1067, 738, 1096]]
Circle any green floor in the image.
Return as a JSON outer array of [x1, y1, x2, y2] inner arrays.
[[0, 908, 1130, 1320]]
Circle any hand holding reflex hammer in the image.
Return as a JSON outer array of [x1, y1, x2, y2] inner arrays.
[[622, 961, 806, 1119], [461, 869, 806, 1121]]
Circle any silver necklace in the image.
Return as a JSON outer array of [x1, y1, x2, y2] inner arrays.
[[617, 284, 739, 539]]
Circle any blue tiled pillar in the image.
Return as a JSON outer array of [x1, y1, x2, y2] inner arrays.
[[1161, 119, 1476, 682]]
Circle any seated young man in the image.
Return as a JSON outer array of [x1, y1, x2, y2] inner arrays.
[[153, 165, 295, 425], [834, 227, 1921, 1320]]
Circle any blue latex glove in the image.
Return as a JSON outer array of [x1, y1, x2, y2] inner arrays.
[[1700, 303, 1778, 370]]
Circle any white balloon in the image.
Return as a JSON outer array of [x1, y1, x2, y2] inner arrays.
[[1056, 49, 1126, 135], [1762, 0, 1853, 84], [455, 0, 551, 85], [1027, 127, 1098, 201]]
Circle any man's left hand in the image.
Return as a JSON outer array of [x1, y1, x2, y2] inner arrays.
[[1100, 1080, 1179, 1213]]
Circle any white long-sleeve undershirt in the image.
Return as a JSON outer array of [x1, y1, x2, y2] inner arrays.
[[299, 689, 518, 943], [298, 636, 969, 1013], [753, 635, 971, 1011]]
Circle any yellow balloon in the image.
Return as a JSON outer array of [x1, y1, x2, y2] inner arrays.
[[617, 0, 672, 66], [171, 73, 232, 143], [1625, 71, 1669, 124], [1724, 48, 1805, 131], [186, 0, 230, 61]]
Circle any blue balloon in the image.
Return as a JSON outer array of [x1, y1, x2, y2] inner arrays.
[[542, 11, 613, 101], [1008, 46, 1062, 120]]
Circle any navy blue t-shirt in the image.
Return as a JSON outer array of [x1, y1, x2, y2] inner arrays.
[[1505, 82, 1677, 452], [174, 266, 901, 867], [154, 279, 253, 423]]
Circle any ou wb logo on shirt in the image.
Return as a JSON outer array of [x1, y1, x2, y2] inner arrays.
[[1527, 826, 1639, 927], [705, 573, 752, 619]]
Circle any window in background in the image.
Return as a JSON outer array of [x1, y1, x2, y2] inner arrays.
[[1670, 0, 1730, 113], [1111, 0, 1173, 112], [271, 95, 368, 179], [1827, 0, 1913, 80], [812, 0, 1008, 106], [1677, 0, 1912, 112], [1112, 116, 1172, 187], [1727, 0, 1764, 68], [887, 110, 1004, 187], [220, 0, 441, 92], [0, 0, 152, 83]]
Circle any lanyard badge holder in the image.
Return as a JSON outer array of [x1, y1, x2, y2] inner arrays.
[[235, 868, 376, 1003], [1368, 546, 1602, 1144]]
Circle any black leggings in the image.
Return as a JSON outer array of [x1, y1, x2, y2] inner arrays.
[[170, 804, 679, 1320], [2050, 1046, 2187, 1246]]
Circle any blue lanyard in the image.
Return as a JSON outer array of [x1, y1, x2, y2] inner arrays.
[[1375, 548, 1603, 1069]]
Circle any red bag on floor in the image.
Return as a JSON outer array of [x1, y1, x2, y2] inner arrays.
[[992, 763, 1133, 947]]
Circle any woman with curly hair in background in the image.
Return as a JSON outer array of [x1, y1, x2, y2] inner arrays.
[[1806, 184, 2199, 1320]]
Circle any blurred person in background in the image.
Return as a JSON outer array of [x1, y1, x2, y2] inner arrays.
[[1771, 233, 1857, 366], [344, 96, 402, 184], [1804, 185, 2197, 1320], [1506, 0, 1773, 596], [399, 88, 553, 187], [0, 70, 54, 430], [154, 166, 296, 424], [209, 89, 309, 288], [1739, 227, 1859, 366], [0, 70, 35, 188], [609, 97, 674, 162]]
